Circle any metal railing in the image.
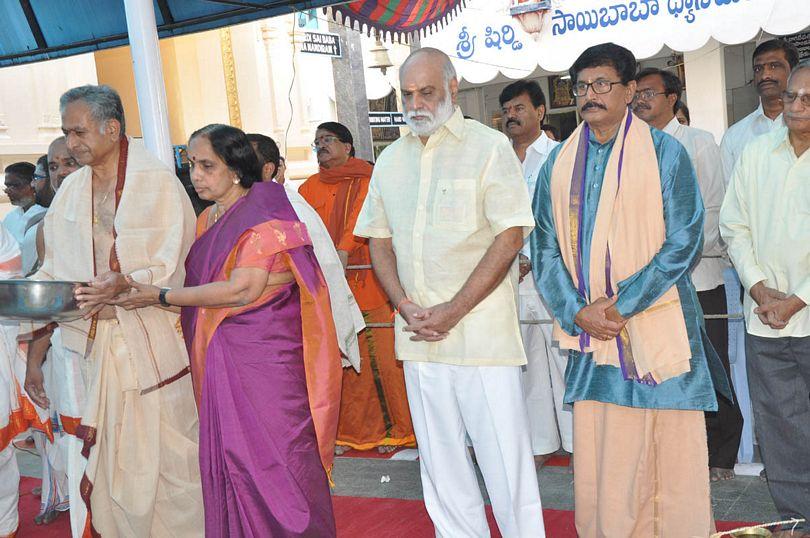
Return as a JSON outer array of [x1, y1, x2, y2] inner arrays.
[[346, 258, 744, 330]]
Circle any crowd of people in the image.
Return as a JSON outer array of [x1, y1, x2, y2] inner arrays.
[[0, 36, 807, 538]]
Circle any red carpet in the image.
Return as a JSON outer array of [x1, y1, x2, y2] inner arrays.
[[332, 496, 758, 537], [17, 478, 756, 537], [17, 477, 71, 537]]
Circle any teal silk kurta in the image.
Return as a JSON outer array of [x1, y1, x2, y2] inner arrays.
[[531, 125, 729, 411]]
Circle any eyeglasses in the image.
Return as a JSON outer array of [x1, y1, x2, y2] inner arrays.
[[32, 173, 49, 182], [311, 135, 340, 150], [633, 89, 669, 102], [783, 91, 810, 107], [572, 79, 623, 97]]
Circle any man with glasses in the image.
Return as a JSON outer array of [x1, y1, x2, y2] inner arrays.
[[299, 122, 416, 457], [248, 131, 365, 383], [720, 61, 810, 538], [532, 43, 728, 537], [633, 68, 743, 484], [3, 162, 46, 249], [721, 39, 800, 181], [19, 156, 56, 275]]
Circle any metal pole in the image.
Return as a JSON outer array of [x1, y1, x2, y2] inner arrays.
[[123, 0, 174, 168]]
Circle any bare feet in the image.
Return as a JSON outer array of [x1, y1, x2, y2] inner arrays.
[[34, 509, 60, 525], [377, 445, 398, 454], [334, 445, 351, 456], [710, 467, 736, 482]]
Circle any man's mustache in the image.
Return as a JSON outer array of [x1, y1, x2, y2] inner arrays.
[[758, 79, 777, 89], [582, 101, 606, 112], [506, 118, 521, 127], [317, 147, 330, 155], [634, 103, 650, 111]]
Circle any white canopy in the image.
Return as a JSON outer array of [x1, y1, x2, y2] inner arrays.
[[422, 0, 810, 82]]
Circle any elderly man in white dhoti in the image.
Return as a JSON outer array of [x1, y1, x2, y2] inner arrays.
[[23, 84, 204, 537]]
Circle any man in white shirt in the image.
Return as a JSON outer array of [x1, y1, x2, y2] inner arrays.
[[355, 47, 544, 537], [633, 68, 743, 482], [720, 39, 800, 181], [499, 80, 572, 467], [719, 38, 800, 480], [633, 67, 743, 483], [3, 162, 47, 249], [720, 61, 810, 536]]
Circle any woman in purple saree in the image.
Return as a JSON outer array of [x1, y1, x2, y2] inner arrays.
[[123, 125, 341, 537]]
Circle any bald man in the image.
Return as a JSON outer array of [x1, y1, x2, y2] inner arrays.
[[355, 48, 545, 537]]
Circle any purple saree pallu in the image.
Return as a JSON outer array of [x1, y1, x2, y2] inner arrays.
[[181, 182, 336, 537]]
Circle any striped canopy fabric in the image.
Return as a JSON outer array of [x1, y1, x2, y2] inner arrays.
[[328, 0, 466, 41]]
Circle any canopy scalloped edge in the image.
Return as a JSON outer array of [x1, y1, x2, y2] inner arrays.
[[325, 0, 467, 43]]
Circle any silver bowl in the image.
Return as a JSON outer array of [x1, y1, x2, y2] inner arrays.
[[0, 280, 85, 321]]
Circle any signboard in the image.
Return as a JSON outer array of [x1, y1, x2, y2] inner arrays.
[[785, 32, 810, 60], [423, 0, 810, 83], [300, 31, 341, 57], [369, 112, 406, 128]]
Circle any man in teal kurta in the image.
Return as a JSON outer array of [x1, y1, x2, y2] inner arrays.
[[531, 43, 728, 538]]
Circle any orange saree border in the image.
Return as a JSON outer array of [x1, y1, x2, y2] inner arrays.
[[188, 219, 342, 479], [0, 379, 53, 450]]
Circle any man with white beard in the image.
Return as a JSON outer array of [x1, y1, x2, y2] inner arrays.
[[355, 47, 544, 537]]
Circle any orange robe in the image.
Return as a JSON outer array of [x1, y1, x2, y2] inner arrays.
[[299, 158, 415, 451]]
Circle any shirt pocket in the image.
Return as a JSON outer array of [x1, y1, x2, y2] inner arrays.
[[431, 179, 478, 232]]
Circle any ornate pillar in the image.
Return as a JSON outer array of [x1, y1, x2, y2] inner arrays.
[[219, 27, 243, 129]]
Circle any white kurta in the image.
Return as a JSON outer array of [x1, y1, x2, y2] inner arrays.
[[519, 132, 573, 454], [355, 111, 544, 537], [720, 103, 783, 183], [662, 116, 728, 292]]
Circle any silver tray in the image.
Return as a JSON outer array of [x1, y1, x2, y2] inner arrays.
[[0, 280, 85, 321]]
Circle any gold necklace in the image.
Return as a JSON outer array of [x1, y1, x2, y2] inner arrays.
[[93, 189, 113, 225], [212, 189, 247, 224]]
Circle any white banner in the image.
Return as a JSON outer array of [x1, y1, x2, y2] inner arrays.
[[423, 0, 810, 82]]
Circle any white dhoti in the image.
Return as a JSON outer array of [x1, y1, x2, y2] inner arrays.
[[49, 328, 88, 537], [80, 320, 203, 538], [0, 319, 22, 537], [519, 273, 573, 455], [0, 444, 19, 537], [403, 360, 545, 538], [33, 348, 70, 519]]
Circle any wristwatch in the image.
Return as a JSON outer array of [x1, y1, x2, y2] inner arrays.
[[159, 288, 172, 307]]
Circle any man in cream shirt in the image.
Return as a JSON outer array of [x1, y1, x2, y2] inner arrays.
[[720, 60, 810, 537], [633, 67, 744, 482], [498, 79, 572, 466], [355, 48, 544, 537]]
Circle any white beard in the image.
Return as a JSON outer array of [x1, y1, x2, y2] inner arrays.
[[404, 92, 456, 137]]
